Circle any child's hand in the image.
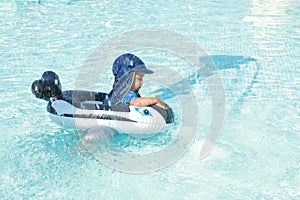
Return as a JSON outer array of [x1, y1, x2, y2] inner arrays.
[[155, 98, 168, 110], [130, 97, 168, 109]]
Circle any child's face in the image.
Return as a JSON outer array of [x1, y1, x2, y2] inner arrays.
[[131, 72, 144, 92]]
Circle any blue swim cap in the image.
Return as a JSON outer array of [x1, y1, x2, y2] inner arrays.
[[112, 53, 153, 85], [110, 53, 153, 105]]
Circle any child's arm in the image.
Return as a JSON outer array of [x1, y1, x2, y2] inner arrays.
[[129, 97, 168, 109]]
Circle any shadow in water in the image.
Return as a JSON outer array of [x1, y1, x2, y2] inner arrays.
[[199, 55, 257, 76], [153, 55, 260, 111]]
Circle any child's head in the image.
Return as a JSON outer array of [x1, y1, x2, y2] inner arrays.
[[110, 53, 153, 104]]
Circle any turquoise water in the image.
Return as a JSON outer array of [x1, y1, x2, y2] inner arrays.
[[1, 0, 300, 199]]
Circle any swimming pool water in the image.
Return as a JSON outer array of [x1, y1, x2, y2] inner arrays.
[[1, 0, 299, 199]]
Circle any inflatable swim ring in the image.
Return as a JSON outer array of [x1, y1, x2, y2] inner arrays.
[[31, 71, 174, 135]]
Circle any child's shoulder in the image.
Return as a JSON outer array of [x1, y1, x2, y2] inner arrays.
[[122, 91, 139, 104]]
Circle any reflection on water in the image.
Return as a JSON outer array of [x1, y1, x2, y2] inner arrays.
[[243, 0, 290, 51]]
